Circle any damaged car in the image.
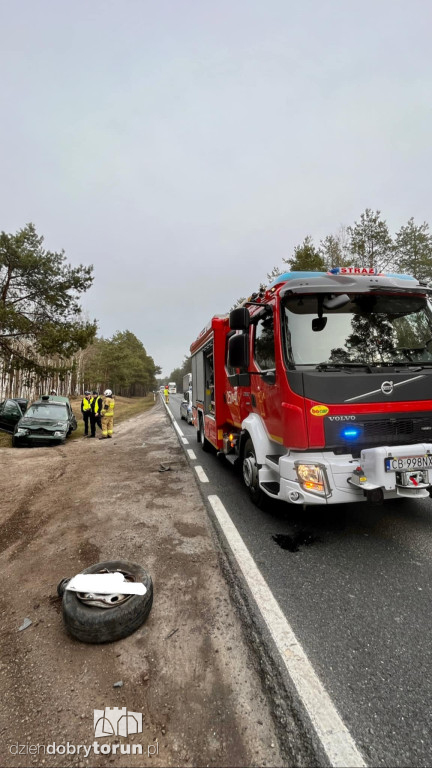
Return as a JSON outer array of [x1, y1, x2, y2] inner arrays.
[[12, 395, 77, 447]]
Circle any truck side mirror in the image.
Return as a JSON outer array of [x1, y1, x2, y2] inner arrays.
[[228, 333, 250, 369], [230, 307, 250, 331]]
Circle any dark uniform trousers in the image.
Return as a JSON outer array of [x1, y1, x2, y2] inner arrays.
[[90, 397, 103, 437], [81, 398, 92, 435]]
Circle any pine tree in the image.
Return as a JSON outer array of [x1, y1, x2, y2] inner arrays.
[[394, 218, 432, 282], [285, 236, 327, 272], [347, 209, 394, 272]]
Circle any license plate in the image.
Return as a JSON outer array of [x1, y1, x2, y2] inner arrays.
[[385, 455, 432, 472]]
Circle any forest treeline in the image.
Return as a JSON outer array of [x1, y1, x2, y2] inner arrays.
[[0, 223, 160, 400], [267, 209, 432, 281]]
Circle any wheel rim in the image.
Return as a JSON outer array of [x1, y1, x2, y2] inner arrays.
[[77, 568, 136, 609], [243, 453, 258, 490]]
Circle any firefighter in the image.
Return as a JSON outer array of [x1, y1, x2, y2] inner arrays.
[[163, 384, 169, 403], [89, 390, 103, 438], [81, 390, 92, 436], [50, 389, 57, 395], [99, 389, 115, 439]]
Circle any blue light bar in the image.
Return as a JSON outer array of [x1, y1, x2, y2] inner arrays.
[[341, 427, 361, 440]]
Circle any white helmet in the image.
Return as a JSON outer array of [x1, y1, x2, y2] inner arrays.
[[104, 389, 112, 396]]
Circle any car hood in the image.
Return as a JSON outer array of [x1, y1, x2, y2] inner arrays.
[[17, 417, 67, 430]]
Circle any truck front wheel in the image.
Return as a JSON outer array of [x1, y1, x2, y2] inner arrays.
[[242, 438, 266, 508]]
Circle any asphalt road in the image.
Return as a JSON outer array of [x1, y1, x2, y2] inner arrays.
[[169, 393, 432, 768]]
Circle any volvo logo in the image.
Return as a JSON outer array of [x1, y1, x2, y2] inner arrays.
[[381, 381, 394, 395], [345, 374, 426, 403]]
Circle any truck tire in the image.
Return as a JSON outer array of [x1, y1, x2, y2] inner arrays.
[[199, 415, 211, 452], [242, 438, 266, 509], [62, 560, 153, 644]]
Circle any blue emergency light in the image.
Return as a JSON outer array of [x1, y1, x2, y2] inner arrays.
[[341, 426, 362, 440]]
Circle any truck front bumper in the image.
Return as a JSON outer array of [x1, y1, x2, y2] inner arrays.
[[265, 443, 432, 506]]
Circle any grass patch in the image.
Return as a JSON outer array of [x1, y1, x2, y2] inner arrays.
[[0, 431, 12, 448], [0, 394, 156, 448]]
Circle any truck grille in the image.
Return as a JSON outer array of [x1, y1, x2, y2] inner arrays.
[[361, 417, 432, 442], [324, 412, 432, 455]]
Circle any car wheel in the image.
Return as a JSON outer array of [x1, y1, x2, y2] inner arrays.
[[12, 437, 21, 448], [242, 438, 266, 508], [199, 415, 211, 452], [61, 560, 153, 644]]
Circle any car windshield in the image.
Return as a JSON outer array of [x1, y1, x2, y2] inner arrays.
[[24, 404, 68, 420], [283, 293, 432, 366]]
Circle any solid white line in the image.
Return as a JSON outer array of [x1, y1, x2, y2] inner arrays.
[[173, 421, 184, 437], [194, 466, 209, 483], [181, 437, 189, 444], [187, 449, 197, 460], [207, 495, 366, 768], [166, 405, 174, 420]]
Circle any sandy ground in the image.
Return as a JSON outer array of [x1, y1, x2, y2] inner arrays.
[[0, 401, 285, 768]]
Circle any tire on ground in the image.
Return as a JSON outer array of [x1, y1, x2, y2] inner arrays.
[[61, 560, 153, 644]]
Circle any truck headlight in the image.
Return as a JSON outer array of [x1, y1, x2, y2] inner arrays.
[[295, 463, 329, 496]]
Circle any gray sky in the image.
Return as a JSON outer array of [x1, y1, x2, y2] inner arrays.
[[1, 0, 431, 377]]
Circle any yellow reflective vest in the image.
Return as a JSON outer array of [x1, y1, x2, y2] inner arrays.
[[82, 397, 92, 412]]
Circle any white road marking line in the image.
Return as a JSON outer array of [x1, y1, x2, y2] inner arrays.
[[166, 405, 174, 419], [194, 466, 209, 483], [187, 449, 197, 460], [182, 437, 189, 444], [208, 494, 366, 768], [173, 421, 184, 437]]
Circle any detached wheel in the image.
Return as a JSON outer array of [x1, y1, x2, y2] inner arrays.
[[61, 560, 153, 644], [199, 415, 211, 452], [242, 438, 266, 508]]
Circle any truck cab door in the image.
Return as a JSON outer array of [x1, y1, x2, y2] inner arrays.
[[251, 309, 281, 441]]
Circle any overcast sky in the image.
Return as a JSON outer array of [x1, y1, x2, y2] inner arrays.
[[1, 0, 431, 377]]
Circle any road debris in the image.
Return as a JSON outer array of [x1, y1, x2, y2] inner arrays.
[[113, 680, 123, 688], [158, 463, 171, 472], [166, 628, 179, 639], [18, 618, 32, 632]]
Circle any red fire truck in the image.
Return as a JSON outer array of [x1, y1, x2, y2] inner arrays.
[[190, 269, 432, 507]]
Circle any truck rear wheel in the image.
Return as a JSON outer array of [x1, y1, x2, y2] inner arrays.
[[199, 414, 211, 452], [242, 438, 266, 508]]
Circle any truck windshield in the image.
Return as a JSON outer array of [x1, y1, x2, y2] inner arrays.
[[282, 293, 432, 366]]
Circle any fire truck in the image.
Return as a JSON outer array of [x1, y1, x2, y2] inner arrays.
[[190, 269, 432, 507]]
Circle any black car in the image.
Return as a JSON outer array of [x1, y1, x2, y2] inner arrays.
[[12, 395, 77, 446], [0, 398, 29, 432]]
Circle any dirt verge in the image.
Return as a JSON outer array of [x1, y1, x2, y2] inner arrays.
[[0, 400, 284, 767]]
